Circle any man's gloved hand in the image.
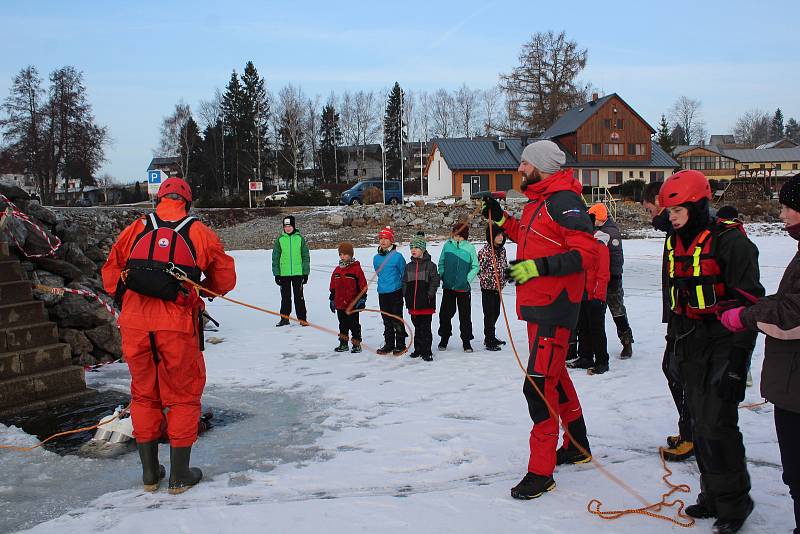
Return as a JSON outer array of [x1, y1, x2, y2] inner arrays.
[[275, 275, 282, 286], [720, 307, 747, 332], [329, 295, 336, 313], [355, 297, 367, 310], [481, 196, 504, 223], [506, 259, 540, 285], [301, 275, 308, 285]]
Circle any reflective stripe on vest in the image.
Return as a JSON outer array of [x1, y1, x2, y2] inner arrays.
[[666, 229, 724, 318]]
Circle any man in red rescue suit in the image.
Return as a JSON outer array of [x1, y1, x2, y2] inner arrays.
[[659, 170, 762, 534], [101, 178, 236, 494], [482, 140, 598, 500]]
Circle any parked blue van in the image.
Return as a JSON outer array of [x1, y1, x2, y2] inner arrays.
[[339, 179, 403, 205]]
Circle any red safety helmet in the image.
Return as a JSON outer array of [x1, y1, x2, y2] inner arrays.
[[658, 170, 711, 208], [157, 177, 193, 202]]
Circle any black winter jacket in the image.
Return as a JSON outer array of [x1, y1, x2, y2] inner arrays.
[[402, 251, 440, 314], [598, 218, 624, 276]]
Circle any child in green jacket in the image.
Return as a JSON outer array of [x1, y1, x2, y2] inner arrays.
[[438, 221, 479, 352], [271, 215, 310, 326]]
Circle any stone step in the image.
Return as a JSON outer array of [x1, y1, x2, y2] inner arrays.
[[0, 366, 87, 412], [0, 280, 32, 304], [0, 260, 23, 283], [0, 301, 47, 328], [0, 321, 59, 353], [0, 343, 72, 380], [0, 389, 96, 418]]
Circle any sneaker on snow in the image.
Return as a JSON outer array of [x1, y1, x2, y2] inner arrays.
[[485, 342, 502, 352], [686, 502, 717, 519], [351, 344, 362, 354], [556, 446, 592, 465], [437, 338, 448, 351], [588, 363, 609, 375], [409, 351, 420, 358], [376, 344, 394, 355], [711, 499, 753, 534], [276, 319, 290, 327], [662, 440, 694, 462], [567, 357, 593, 369], [334, 341, 349, 352], [392, 346, 407, 356], [510, 473, 556, 500], [421, 353, 433, 362], [463, 342, 474, 353]]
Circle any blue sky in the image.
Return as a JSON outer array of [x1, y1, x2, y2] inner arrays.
[[2, 0, 798, 182]]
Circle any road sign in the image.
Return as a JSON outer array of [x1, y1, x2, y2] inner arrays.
[[249, 181, 263, 191], [147, 170, 165, 195]]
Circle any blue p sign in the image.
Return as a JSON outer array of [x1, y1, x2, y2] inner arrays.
[[148, 171, 161, 184]]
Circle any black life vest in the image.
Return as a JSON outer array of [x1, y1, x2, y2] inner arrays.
[[665, 218, 742, 319], [122, 213, 201, 301]]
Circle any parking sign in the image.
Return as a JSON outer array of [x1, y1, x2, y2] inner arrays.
[[147, 170, 163, 195]]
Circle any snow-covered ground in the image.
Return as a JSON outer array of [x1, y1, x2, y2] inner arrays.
[[2, 225, 797, 533]]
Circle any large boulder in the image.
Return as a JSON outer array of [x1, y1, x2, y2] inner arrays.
[[327, 214, 344, 228], [31, 270, 66, 305], [59, 328, 93, 356], [60, 242, 96, 276], [24, 202, 58, 226], [84, 323, 122, 358], [32, 256, 84, 283], [50, 292, 106, 329], [0, 182, 30, 201]]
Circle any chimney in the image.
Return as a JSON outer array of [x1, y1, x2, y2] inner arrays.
[[521, 134, 529, 146], [592, 92, 598, 102]]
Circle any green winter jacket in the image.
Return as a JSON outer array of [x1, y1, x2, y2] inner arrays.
[[272, 231, 310, 277], [438, 238, 479, 291]]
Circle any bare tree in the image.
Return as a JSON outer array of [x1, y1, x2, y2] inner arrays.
[[96, 172, 116, 205], [481, 86, 502, 136], [276, 84, 306, 191], [353, 90, 380, 169], [454, 84, 480, 137], [305, 94, 321, 177], [669, 96, 705, 145], [499, 30, 590, 135], [431, 88, 454, 137], [417, 90, 431, 142], [158, 101, 196, 179], [733, 108, 771, 146]]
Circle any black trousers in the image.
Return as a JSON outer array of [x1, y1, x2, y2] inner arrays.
[[662, 333, 693, 441], [576, 299, 609, 366], [411, 314, 433, 355], [481, 289, 500, 342], [379, 290, 406, 348], [607, 276, 633, 343], [775, 405, 800, 533], [336, 310, 361, 342], [675, 323, 752, 521], [438, 289, 473, 343], [279, 276, 307, 321]]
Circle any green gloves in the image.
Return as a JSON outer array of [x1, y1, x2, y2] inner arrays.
[[506, 259, 540, 285]]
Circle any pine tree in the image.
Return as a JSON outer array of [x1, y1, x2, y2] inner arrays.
[[240, 61, 270, 183], [656, 114, 674, 154], [786, 118, 800, 144], [670, 124, 687, 147], [133, 180, 143, 201], [383, 82, 404, 179], [771, 108, 785, 140], [319, 103, 342, 182], [221, 70, 245, 194]]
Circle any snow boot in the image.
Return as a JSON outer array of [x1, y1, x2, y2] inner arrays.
[[137, 441, 166, 492], [510, 473, 556, 499], [276, 319, 290, 327], [485, 340, 502, 352], [463, 342, 473, 353], [334, 338, 349, 352], [437, 337, 449, 351], [712, 499, 753, 534], [619, 331, 634, 359], [666, 434, 682, 449], [662, 439, 694, 462], [168, 446, 203, 495], [588, 363, 609, 375], [421, 353, 433, 362], [351, 341, 362, 354], [686, 501, 717, 519], [376, 344, 394, 355], [567, 357, 593, 370], [392, 345, 407, 356], [557, 416, 592, 465], [409, 350, 420, 358]]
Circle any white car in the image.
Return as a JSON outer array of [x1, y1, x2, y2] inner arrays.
[[266, 190, 289, 202]]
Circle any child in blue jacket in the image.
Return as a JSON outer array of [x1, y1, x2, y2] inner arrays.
[[373, 226, 407, 355]]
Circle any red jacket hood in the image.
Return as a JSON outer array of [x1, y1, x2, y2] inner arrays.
[[523, 168, 581, 201]]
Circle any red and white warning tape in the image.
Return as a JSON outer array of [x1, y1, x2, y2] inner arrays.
[[0, 193, 62, 258], [34, 284, 119, 321]]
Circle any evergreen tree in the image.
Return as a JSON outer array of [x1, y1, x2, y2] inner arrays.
[[786, 118, 800, 144], [670, 124, 687, 147], [221, 70, 245, 194], [240, 61, 270, 183], [771, 108, 785, 140], [133, 180, 143, 202], [656, 114, 674, 154], [383, 82, 404, 179], [319, 103, 342, 182]]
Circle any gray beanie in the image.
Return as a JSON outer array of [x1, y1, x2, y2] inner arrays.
[[520, 140, 566, 175]]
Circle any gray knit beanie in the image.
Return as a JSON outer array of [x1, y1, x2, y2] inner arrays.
[[520, 140, 566, 175]]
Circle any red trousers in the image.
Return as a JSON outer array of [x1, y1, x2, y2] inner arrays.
[[524, 322, 583, 476], [122, 327, 206, 447]]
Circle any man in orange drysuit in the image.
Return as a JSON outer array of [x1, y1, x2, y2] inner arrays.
[[102, 177, 236, 494]]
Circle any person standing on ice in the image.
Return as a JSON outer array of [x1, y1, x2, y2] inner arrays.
[[373, 226, 407, 355], [481, 140, 596, 500], [719, 175, 800, 534], [272, 215, 310, 326], [102, 177, 236, 494], [437, 221, 479, 352], [330, 242, 368, 353], [403, 232, 440, 361], [587, 202, 634, 359], [477, 222, 509, 351], [659, 170, 763, 534], [642, 180, 695, 463]]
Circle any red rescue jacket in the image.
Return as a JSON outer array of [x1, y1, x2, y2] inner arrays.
[[587, 238, 610, 302]]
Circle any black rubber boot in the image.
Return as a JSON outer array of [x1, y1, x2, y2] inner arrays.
[[168, 446, 203, 495], [557, 416, 592, 465], [376, 343, 394, 355], [712, 499, 753, 533], [510, 472, 556, 499], [686, 501, 717, 519], [137, 441, 166, 492], [567, 357, 593, 369]]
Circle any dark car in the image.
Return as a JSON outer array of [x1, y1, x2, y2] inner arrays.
[[75, 198, 92, 207], [339, 179, 403, 205]]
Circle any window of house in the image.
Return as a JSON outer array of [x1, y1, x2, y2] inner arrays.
[[760, 164, 766, 169], [720, 158, 734, 169], [627, 143, 647, 156], [362, 169, 367, 176], [581, 144, 592, 156], [603, 143, 624, 156], [649, 171, 665, 183], [743, 164, 749, 169], [608, 171, 623, 185], [776, 164, 782, 170], [629, 171, 634, 178], [603, 119, 611, 129], [615, 119, 624, 129], [793, 163, 798, 170], [495, 174, 513, 191], [639, 171, 644, 178], [592, 143, 601, 155], [353, 169, 359, 176], [581, 169, 599, 187]]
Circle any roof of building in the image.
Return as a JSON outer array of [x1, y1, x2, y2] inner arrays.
[[757, 138, 799, 149], [673, 144, 728, 157], [709, 135, 736, 145], [561, 141, 678, 169], [147, 156, 180, 171], [541, 93, 655, 139], [432, 137, 524, 170], [721, 147, 800, 163]]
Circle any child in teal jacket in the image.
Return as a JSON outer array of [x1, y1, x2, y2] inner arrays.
[[438, 221, 479, 352]]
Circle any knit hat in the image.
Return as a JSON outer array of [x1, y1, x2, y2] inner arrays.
[[378, 226, 395, 242], [452, 221, 469, 239], [779, 175, 800, 212], [485, 222, 505, 245], [715, 205, 739, 220], [410, 232, 427, 251], [588, 203, 609, 223], [282, 215, 296, 228], [520, 140, 566, 175], [338, 242, 354, 257]]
